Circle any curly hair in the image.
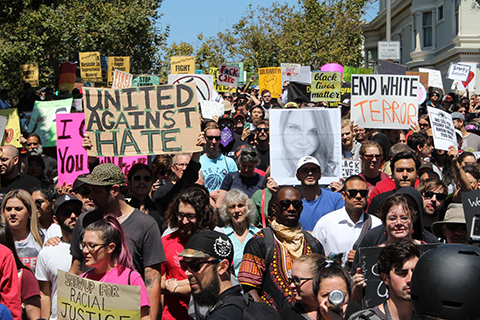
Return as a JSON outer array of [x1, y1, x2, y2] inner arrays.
[[218, 189, 256, 227]]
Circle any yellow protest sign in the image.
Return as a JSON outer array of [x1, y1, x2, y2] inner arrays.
[[171, 56, 195, 74], [57, 270, 141, 320], [107, 56, 131, 84], [208, 67, 236, 93], [259, 67, 282, 98], [84, 83, 202, 157], [20, 63, 39, 87], [0, 109, 22, 147], [79, 52, 102, 82], [311, 71, 341, 102]]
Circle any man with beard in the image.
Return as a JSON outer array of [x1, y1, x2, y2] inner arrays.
[[35, 194, 82, 320], [417, 178, 447, 232], [22, 133, 56, 174], [341, 119, 361, 159], [161, 187, 217, 320], [71, 174, 96, 212], [0, 145, 40, 195], [32, 184, 61, 240], [349, 240, 421, 320], [255, 121, 270, 172]]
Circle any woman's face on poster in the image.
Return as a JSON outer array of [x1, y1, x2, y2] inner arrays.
[[284, 112, 319, 159]]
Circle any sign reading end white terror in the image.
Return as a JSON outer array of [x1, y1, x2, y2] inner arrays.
[[84, 83, 202, 157], [350, 75, 419, 129], [57, 270, 141, 319], [428, 106, 457, 151]]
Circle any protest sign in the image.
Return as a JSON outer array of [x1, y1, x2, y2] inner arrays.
[[131, 75, 160, 87], [321, 63, 344, 74], [427, 107, 457, 151], [208, 68, 237, 93], [79, 52, 102, 82], [287, 81, 311, 102], [217, 64, 240, 87], [20, 63, 39, 87], [112, 69, 133, 89], [447, 63, 471, 82], [195, 69, 203, 74], [418, 68, 443, 89], [342, 159, 360, 179], [199, 100, 225, 119], [461, 189, 480, 243], [311, 71, 341, 102], [168, 74, 217, 101], [56, 113, 89, 186], [342, 66, 372, 82], [450, 62, 477, 92], [57, 270, 141, 320], [281, 63, 301, 81], [98, 156, 148, 177], [228, 62, 245, 85], [406, 71, 429, 91], [28, 99, 72, 147], [83, 83, 202, 157], [107, 56, 130, 84], [0, 116, 7, 144], [378, 41, 401, 60], [379, 61, 407, 75], [350, 75, 419, 129], [259, 67, 282, 99], [171, 56, 195, 74], [0, 109, 22, 147], [58, 62, 77, 93], [270, 109, 342, 186]]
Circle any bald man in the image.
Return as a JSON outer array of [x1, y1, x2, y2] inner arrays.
[[1, 145, 40, 195]]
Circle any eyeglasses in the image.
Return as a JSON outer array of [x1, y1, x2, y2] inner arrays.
[[346, 189, 369, 198], [289, 276, 313, 287], [76, 187, 91, 197], [263, 95, 271, 98], [363, 154, 381, 160], [299, 167, 320, 174], [174, 163, 188, 169], [258, 127, 269, 133], [132, 175, 153, 182], [177, 212, 197, 221], [180, 259, 220, 272], [277, 199, 303, 210], [432, 93, 440, 97], [206, 135, 221, 141], [423, 191, 447, 201], [79, 242, 106, 252], [224, 95, 233, 100], [58, 207, 81, 216], [241, 150, 258, 157], [445, 224, 467, 232]]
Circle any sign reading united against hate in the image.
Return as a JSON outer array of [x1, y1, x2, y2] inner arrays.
[[427, 106, 457, 151], [83, 83, 202, 157], [0, 108, 22, 147], [311, 71, 341, 102], [171, 56, 195, 74], [28, 99, 72, 147], [217, 64, 240, 87], [79, 52, 102, 82], [57, 270, 141, 320], [20, 63, 39, 87], [259, 67, 282, 99], [107, 56, 130, 84], [350, 75, 419, 129]]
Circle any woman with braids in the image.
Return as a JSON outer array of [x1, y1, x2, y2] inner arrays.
[[81, 215, 150, 320]]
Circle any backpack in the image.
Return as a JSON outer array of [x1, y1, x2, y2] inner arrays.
[[212, 292, 281, 320]]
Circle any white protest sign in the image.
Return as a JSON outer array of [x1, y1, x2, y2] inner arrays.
[[200, 100, 225, 119], [342, 159, 361, 179], [447, 63, 471, 82], [378, 41, 401, 60], [0, 115, 7, 143], [428, 106, 457, 151], [419, 68, 443, 89], [450, 62, 477, 92], [281, 63, 301, 79], [112, 69, 133, 89], [283, 66, 311, 84], [168, 74, 216, 101], [217, 64, 240, 87], [350, 75, 419, 129]]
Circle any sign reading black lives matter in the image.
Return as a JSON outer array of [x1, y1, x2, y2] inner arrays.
[[427, 106, 457, 151], [83, 83, 202, 157]]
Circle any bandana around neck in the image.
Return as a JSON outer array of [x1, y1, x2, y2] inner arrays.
[[270, 220, 305, 260]]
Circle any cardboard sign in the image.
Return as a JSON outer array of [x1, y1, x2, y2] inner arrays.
[[107, 56, 130, 84], [447, 63, 471, 82], [428, 107, 457, 151], [259, 67, 282, 99], [418, 68, 443, 89], [450, 62, 477, 92], [311, 72, 341, 102], [20, 63, 39, 87], [171, 56, 195, 74], [132, 75, 160, 87], [270, 109, 342, 186], [406, 71, 429, 91], [217, 64, 240, 87], [343, 66, 372, 82], [350, 75, 419, 129], [281, 63, 301, 79], [378, 41, 401, 60], [199, 100, 225, 119], [57, 270, 141, 320], [56, 113, 89, 186], [79, 52, 102, 82], [168, 74, 217, 101], [0, 109, 22, 147], [28, 99, 72, 147], [112, 69, 133, 89], [379, 61, 407, 75], [98, 156, 148, 177], [342, 159, 361, 179], [83, 83, 202, 157]]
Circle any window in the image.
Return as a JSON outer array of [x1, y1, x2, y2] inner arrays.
[[437, 5, 444, 21], [455, 0, 460, 35], [422, 12, 433, 47]]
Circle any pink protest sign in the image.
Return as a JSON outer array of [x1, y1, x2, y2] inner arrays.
[[56, 113, 89, 186], [321, 63, 344, 73], [98, 156, 148, 177]]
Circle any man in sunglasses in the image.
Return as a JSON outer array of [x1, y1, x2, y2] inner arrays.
[[256, 121, 270, 172], [312, 175, 381, 267], [71, 174, 96, 212], [417, 178, 448, 232]]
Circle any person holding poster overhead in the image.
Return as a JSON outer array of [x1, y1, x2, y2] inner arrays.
[[81, 215, 150, 320]]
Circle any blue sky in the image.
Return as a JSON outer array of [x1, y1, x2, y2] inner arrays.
[[160, 0, 379, 46]]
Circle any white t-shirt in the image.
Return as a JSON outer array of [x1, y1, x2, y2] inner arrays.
[[15, 232, 42, 271], [35, 241, 72, 320], [42, 224, 62, 245]]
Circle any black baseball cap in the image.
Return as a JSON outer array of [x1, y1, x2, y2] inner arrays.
[[179, 230, 234, 263]]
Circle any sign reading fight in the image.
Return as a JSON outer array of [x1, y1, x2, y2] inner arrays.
[[83, 83, 202, 157], [427, 106, 457, 151], [350, 75, 419, 129], [79, 52, 102, 82], [171, 56, 195, 74], [57, 270, 141, 320], [311, 71, 341, 102], [217, 64, 240, 87], [259, 67, 282, 98]]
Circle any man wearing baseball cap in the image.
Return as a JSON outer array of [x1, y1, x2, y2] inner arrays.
[[69, 163, 165, 320], [295, 156, 344, 231]]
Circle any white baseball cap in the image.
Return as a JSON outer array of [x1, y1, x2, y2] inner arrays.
[[296, 156, 321, 173]]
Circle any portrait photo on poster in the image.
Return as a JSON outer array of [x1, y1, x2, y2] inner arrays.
[[270, 108, 342, 185]]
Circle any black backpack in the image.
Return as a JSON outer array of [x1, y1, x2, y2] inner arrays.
[[212, 292, 281, 320]]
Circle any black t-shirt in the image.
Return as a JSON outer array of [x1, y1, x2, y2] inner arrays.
[[257, 148, 270, 172], [207, 285, 245, 320], [0, 173, 41, 197], [127, 196, 166, 234], [220, 171, 265, 197]]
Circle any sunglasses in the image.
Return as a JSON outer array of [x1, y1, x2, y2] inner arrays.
[[289, 276, 313, 287], [445, 224, 467, 232], [432, 93, 440, 97], [76, 187, 91, 197], [423, 191, 447, 201], [363, 154, 381, 160], [277, 199, 303, 210], [132, 175, 153, 182], [206, 135, 221, 141], [346, 189, 368, 198], [220, 123, 233, 129], [299, 167, 320, 174], [258, 127, 269, 133], [180, 259, 220, 272], [242, 150, 258, 157]]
